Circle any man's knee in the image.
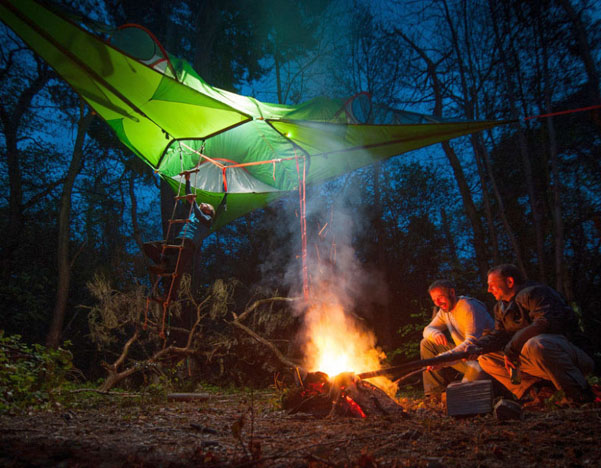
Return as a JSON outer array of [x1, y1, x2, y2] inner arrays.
[[522, 335, 546, 358], [521, 334, 567, 365], [477, 354, 502, 374], [420, 338, 436, 358]]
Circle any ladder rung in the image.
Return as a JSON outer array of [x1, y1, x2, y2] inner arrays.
[[163, 244, 183, 250], [157, 271, 176, 277], [174, 194, 197, 201], [169, 219, 189, 224], [180, 168, 201, 176]]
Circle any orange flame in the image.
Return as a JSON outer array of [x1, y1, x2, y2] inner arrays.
[[303, 301, 383, 376], [301, 296, 398, 398]]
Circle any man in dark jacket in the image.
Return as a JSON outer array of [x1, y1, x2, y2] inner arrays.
[[470, 264, 594, 404]]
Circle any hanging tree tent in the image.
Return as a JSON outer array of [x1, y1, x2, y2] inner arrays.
[[0, 0, 505, 231]]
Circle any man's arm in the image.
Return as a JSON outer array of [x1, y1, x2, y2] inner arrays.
[[503, 285, 570, 361], [423, 310, 449, 345], [448, 299, 493, 354], [471, 302, 512, 354]]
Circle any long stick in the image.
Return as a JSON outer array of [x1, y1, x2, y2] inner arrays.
[[357, 351, 472, 380]]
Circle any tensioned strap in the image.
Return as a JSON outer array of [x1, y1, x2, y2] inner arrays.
[[524, 104, 601, 121]]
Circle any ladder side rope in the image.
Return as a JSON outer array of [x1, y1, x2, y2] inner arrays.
[[296, 151, 309, 300]]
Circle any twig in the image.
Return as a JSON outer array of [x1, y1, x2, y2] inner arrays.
[[229, 319, 300, 369], [234, 296, 299, 322], [64, 388, 141, 397]]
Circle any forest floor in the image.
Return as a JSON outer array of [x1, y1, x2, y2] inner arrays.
[[0, 386, 600, 467]]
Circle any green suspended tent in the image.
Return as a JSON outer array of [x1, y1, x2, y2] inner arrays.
[[0, 0, 504, 230]]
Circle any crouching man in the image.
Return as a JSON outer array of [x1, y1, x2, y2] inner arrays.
[[421, 279, 494, 397], [470, 264, 595, 404]]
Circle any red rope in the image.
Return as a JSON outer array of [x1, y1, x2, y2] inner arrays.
[[524, 104, 601, 121], [222, 167, 228, 192], [296, 152, 309, 301]]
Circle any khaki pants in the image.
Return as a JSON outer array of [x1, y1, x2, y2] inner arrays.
[[478, 334, 594, 400], [420, 338, 489, 394]]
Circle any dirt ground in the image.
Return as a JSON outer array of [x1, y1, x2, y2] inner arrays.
[[0, 389, 600, 467]]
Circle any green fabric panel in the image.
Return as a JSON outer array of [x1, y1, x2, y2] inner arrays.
[[0, 0, 251, 170], [269, 119, 502, 183], [105, 118, 148, 161], [173, 59, 297, 120], [281, 96, 347, 122]]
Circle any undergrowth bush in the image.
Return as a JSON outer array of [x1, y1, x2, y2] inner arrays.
[[0, 332, 74, 413]]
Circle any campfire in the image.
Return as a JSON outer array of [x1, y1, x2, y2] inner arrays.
[[283, 296, 405, 418]]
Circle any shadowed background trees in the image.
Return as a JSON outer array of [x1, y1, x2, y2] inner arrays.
[[1, 0, 600, 382]]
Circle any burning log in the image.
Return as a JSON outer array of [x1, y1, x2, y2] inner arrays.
[[283, 370, 407, 418], [283, 352, 477, 417]]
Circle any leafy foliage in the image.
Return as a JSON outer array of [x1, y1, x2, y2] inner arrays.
[[85, 274, 300, 391], [0, 332, 74, 413]]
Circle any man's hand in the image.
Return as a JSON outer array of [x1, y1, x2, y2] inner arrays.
[[426, 351, 457, 371], [504, 355, 522, 384], [464, 344, 483, 361], [433, 334, 448, 346], [426, 364, 444, 372], [503, 355, 517, 373]]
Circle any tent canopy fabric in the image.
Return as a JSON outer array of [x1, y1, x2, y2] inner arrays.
[[0, 0, 504, 230]]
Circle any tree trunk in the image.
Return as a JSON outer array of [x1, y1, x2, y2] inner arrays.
[[128, 171, 144, 252], [274, 44, 283, 104], [160, 179, 175, 240], [440, 141, 490, 282], [372, 162, 386, 269], [488, 0, 546, 280], [46, 106, 94, 348], [0, 60, 50, 279], [371, 162, 393, 347], [481, 131, 528, 277], [472, 137, 499, 264], [440, 207, 460, 269], [546, 102, 565, 297], [557, 0, 601, 109], [537, 14, 567, 299], [192, 0, 220, 81], [441, 0, 501, 267]]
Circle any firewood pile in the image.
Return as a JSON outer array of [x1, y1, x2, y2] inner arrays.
[[282, 370, 408, 419]]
